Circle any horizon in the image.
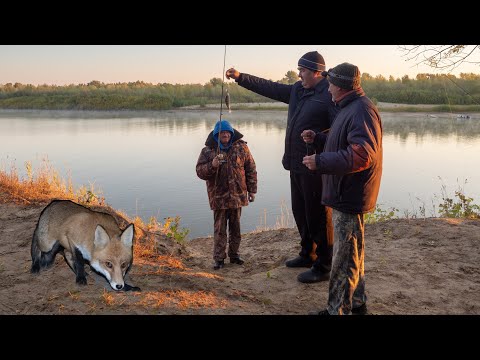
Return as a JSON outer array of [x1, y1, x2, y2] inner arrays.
[[1, 45, 480, 86]]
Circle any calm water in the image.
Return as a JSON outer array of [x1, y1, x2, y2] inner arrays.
[[1, 109, 479, 239]]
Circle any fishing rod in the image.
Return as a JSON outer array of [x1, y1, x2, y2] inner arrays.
[[214, 45, 229, 191], [217, 45, 228, 162], [219, 45, 227, 124]]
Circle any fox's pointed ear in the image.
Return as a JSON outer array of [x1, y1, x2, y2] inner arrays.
[[94, 225, 110, 249], [121, 224, 134, 248]]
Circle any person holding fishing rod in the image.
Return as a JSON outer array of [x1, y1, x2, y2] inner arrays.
[[226, 51, 337, 283], [196, 119, 257, 270], [196, 46, 258, 270]]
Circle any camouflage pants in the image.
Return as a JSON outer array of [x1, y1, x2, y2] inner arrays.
[[327, 209, 367, 315], [213, 208, 242, 261]]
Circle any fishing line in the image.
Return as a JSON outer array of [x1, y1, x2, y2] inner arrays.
[[442, 76, 453, 115], [214, 45, 228, 191], [217, 45, 227, 155], [443, 74, 480, 106]]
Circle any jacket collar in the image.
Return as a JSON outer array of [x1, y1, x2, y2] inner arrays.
[[298, 77, 329, 97], [337, 87, 365, 109], [315, 77, 329, 92]]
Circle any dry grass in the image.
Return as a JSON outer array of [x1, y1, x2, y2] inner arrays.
[[255, 199, 294, 232], [68, 290, 80, 301], [137, 290, 227, 309], [0, 158, 184, 263], [101, 289, 116, 306], [135, 254, 187, 270], [0, 157, 104, 206]]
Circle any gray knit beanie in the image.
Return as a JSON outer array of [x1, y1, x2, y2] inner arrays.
[[298, 51, 326, 72], [321, 62, 361, 90]]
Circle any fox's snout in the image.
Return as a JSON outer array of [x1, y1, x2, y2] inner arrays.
[[111, 281, 124, 291], [105, 266, 128, 291]]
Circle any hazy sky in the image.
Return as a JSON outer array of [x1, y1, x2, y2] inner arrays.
[[1, 45, 479, 86]]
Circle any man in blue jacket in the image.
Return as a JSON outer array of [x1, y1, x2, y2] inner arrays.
[[226, 51, 337, 283], [302, 62, 383, 315]]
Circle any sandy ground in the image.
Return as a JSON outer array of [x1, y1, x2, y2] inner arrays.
[[0, 199, 479, 315]]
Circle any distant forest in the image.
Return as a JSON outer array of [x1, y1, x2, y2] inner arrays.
[[1, 72, 479, 111]]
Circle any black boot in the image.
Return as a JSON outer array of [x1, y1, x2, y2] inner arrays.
[[297, 267, 330, 283], [352, 303, 369, 315], [308, 309, 331, 315], [213, 260, 224, 270], [230, 257, 244, 265], [285, 256, 313, 268]]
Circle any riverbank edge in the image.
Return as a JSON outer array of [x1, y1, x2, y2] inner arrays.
[[1, 102, 480, 113]]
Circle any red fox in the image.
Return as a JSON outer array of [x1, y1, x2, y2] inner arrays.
[[31, 200, 140, 291]]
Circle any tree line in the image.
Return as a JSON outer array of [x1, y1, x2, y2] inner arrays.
[[0, 72, 479, 111]]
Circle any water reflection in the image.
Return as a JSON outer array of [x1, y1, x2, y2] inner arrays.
[[1, 109, 479, 238], [382, 113, 480, 141], [0, 109, 289, 132]]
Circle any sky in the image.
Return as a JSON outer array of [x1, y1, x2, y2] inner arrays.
[[1, 45, 479, 86]]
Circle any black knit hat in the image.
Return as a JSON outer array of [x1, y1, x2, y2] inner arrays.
[[298, 51, 326, 72], [321, 62, 361, 90]]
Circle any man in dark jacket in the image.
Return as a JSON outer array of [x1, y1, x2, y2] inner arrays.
[[226, 51, 337, 283], [196, 120, 257, 270], [302, 62, 383, 315]]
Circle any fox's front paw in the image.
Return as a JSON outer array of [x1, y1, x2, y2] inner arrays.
[[124, 283, 141, 292], [76, 276, 87, 285]]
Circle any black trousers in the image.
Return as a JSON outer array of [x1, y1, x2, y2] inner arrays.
[[290, 171, 333, 272]]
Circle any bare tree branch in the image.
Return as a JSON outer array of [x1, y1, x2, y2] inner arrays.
[[398, 45, 480, 72]]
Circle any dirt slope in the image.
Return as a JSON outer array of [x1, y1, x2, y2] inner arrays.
[[0, 201, 479, 315]]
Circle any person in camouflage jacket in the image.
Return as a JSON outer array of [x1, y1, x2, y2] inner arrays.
[[196, 120, 257, 270]]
